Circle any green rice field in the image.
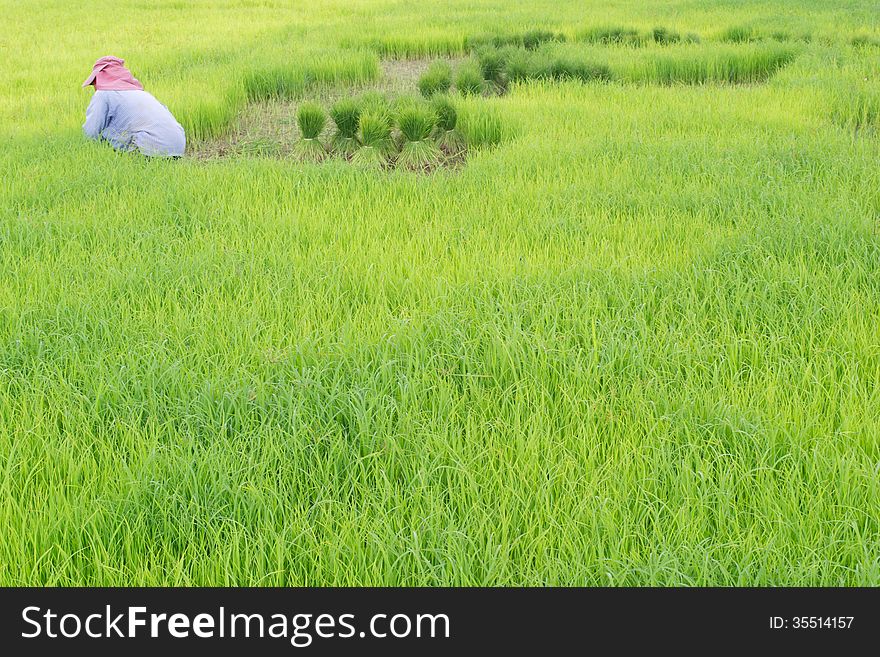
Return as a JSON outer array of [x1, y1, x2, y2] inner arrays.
[[1, 0, 879, 585]]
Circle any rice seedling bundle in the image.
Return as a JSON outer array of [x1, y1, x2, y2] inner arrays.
[[521, 29, 564, 50], [476, 46, 507, 88], [418, 61, 453, 97], [540, 55, 613, 82], [580, 25, 643, 46], [295, 101, 327, 160], [455, 61, 485, 96], [395, 101, 442, 170], [504, 48, 536, 82], [358, 90, 391, 115], [720, 25, 758, 43], [351, 109, 393, 167], [652, 26, 681, 45], [431, 94, 465, 153], [330, 98, 361, 156], [851, 34, 880, 49]]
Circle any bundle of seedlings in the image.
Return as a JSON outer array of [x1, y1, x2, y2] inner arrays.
[[455, 61, 485, 96], [395, 100, 442, 170], [541, 54, 613, 82], [580, 25, 643, 46], [521, 29, 565, 50], [504, 47, 536, 82], [851, 34, 880, 49], [330, 98, 361, 157], [476, 46, 508, 92], [351, 109, 394, 168], [295, 101, 327, 160], [431, 95, 465, 154], [720, 25, 758, 43], [466, 29, 563, 51], [418, 61, 453, 97], [652, 26, 681, 45], [465, 34, 514, 50], [358, 90, 391, 115]]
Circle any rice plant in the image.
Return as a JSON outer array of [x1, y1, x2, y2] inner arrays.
[[358, 90, 391, 115], [431, 94, 465, 154], [244, 67, 310, 101], [455, 100, 511, 148], [455, 61, 485, 96], [522, 29, 564, 50], [418, 61, 453, 97], [367, 34, 467, 58], [395, 101, 442, 170], [475, 46, 509, 92], [652, 26, 681, 45], [831, 86, 880, 132], [539, 55, 613, 83], [242, 51, 379, 101], [329, 98, 361, 157], [720, 25, 759, 43], [505, 48, 536, 82], [626, 44, 798, 85], [851, 34, 880, 49], [351, 109, 393, 167], [294, 101, 327, 160], [476, 47, 505, 82], [467, 32, 530, 50], [470, 30, 563, 51], [464, 34, 500, 51], [579, 25, 644, 46], [7, 0, 880, 591]]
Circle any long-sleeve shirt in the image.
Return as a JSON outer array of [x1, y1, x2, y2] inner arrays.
[[83, 89, 186, 157]]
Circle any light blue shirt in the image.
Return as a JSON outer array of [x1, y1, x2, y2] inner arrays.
[[83, 89, 186, 157]]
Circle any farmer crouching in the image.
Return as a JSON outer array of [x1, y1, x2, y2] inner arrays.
[[82, 56, 186, 157]]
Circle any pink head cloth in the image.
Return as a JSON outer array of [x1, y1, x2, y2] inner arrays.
[[82, 56, 144, 91]]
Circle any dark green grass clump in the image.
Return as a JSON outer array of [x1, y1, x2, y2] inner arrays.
[[580, 25, 644, 46], [522, 29, 565, 50], [431, 94, 465, 153], [476, 46, 508, 90], [472, 44, 613, 87], [456, 61, 485, 96], [769, 32, 811, 43], [418, 61, 453, 97], [541, 56, 613, 82], [720, 25, 759, 43], [466, 29, 565, 51], [653, 26, 681, 45], [504, 47, 536, 82], [395, 101, 442, 170], [330, 98, 361, 156], [295, 101, 327, 160], [851, 34, 880, 49]]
